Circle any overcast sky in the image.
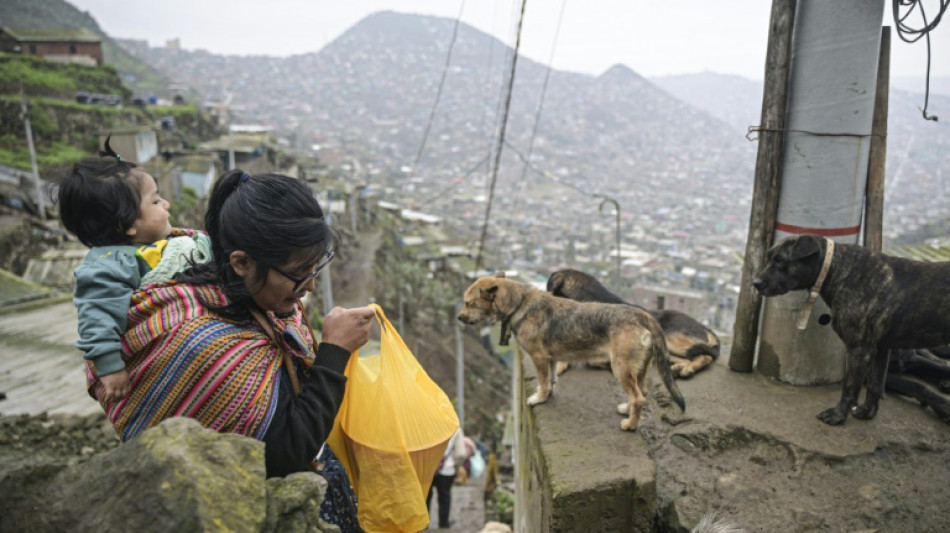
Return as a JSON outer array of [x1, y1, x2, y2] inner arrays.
[[68, 0, 948, 80]]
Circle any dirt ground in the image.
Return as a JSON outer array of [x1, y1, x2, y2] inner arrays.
[[635, 352, 950, 532]]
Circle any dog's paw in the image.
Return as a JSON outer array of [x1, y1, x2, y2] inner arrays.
[[527, 392, 549, 406], [620, 418, 639, 431], [817, 407, 848, 425], [554, 361, 571, 376], [852, 402, 879, 420], [616, 402, 629, 415]]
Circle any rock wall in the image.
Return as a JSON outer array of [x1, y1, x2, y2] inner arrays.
[[513, 346, 665, 532]]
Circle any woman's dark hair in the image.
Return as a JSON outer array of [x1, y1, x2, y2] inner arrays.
[[58, 136, 142, 247], [177, 169, 336, 320]]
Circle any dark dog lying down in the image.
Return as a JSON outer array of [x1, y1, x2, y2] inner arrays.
[[887, 345, 950, 421], [547, 269, 720, 378], [754, 234, 950, 425]]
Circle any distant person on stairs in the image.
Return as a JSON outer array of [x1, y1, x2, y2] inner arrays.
[[427, 428, 471, 529]]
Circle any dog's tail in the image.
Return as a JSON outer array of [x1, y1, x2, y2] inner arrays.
[[684, 327, 721, 360], [652, 322, 686, 412], [684, 342, 721, 361]]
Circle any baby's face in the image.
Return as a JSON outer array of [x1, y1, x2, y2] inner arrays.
[[127, 171, 172, 244]]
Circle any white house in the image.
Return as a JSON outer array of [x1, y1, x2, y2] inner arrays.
[[177, 156, 218, 198]]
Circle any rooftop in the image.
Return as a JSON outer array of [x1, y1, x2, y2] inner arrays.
[[2, 27, 101, 43]]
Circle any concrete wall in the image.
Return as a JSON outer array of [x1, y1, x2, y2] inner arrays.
[[513, 346, 658, 532]]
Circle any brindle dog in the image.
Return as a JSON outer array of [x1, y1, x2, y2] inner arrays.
[[887, 346, 950, 421], [547, 269, 721, 378], [753, 234, 950, 425], [458, 272, 685, 431]]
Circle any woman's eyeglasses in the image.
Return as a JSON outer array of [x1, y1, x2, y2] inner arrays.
[[272, 250, 335, 293]]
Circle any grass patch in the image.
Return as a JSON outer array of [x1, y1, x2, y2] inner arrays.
[[158, 103, 199, 117], [0, 141, 87, 172], [0, 54, 129, 99]]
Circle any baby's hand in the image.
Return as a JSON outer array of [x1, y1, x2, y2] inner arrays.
[[99, 369, 131, 403]]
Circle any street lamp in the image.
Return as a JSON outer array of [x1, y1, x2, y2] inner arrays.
[[595, 194, 621, 287]]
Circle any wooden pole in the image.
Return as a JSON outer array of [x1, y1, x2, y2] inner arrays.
[[729, 0, 797, 373], [864, 27, 890, 254]]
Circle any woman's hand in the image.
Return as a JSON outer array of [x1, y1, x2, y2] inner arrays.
[[321, 306, 375, 353]]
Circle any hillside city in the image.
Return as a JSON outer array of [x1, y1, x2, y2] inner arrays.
[[3, 2, 950, 531], [109, 11, 950, 332]]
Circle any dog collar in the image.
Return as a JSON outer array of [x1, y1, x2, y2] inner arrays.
[[796, 238, 835, 330], [499, 318, 512, 346]]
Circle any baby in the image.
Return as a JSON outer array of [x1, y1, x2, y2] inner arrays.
[[59, 137, 211, 403]]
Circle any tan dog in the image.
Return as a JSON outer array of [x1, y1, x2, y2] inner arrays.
[[458, 272, 685, 431]]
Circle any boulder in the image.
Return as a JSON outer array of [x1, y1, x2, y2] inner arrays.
[[1, 417, 270, 532], [264, 472, 339, 533]]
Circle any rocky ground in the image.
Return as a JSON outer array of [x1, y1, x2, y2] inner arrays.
[[0, 411, 119, 474], [636, 354, 950, 532]]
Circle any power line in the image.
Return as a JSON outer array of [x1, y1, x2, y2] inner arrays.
[[413, 0, 468, 168], [502, 139, 591, 198], [475, 0, 529, 270], [892, 0, 950, 121], [509, 0, 569, 216], [418, 154, 491, 205], [483, 3, 520, 201]]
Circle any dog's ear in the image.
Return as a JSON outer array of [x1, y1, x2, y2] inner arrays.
[[493, 271, 507, 278], [546, 272, 561, 293], [481, 284, 499, 300], [789, 235, 822, 261]]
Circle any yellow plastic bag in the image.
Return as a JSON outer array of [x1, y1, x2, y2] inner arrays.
[[326, 303, 459, 533]]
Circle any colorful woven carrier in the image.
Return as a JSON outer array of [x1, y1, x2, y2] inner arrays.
[[86, 282, 311, 442]]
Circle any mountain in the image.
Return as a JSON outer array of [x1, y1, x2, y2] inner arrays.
[[651, 72, 763, 133], [117, 11, 757, 247], [0, 0, 172, 95]]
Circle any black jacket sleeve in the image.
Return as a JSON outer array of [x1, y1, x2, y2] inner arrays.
[[262, 342, 350, 477]]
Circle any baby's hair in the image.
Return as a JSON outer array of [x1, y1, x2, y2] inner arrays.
[[59, 135, 144, 247]]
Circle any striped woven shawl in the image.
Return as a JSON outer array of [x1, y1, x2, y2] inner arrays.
[[87, 282, 315, 442]]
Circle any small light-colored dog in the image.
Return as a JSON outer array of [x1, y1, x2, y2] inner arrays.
[[458, 272, 685, 431]]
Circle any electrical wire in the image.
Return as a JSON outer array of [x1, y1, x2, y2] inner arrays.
[[502, 139, 591, 198], [892, 0, 950, 121], [417, 154, 491, 205], [413, 0, 467, 168], [475, 0, 529, 270], [508, 0, 569, 216]]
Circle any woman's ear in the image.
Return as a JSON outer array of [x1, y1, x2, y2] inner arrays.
[[229, 251, 254, 277]]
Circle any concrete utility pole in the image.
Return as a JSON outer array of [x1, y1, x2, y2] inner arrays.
[[757, 0, 886, 385], [18, 76, 45, 219], [455, 302, 465, 429], [595, 195, 621, 287], [322, 190, 334, 314]]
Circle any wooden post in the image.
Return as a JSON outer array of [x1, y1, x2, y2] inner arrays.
[[864, 27, 889, 253], [729, 0, 797, 373]]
